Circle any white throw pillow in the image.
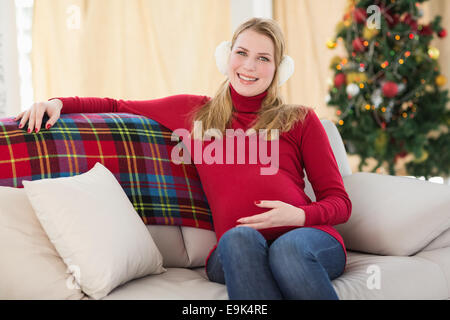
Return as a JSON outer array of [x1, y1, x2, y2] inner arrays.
[[22, 162, 166, 299], [0, 186, 85, 300], [336, 172, 450, 256]]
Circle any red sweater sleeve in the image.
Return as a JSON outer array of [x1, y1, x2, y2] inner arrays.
[[49, 95, 210, 132], [296, 110, 352, 226]]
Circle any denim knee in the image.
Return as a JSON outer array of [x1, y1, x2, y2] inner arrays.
[[269, 232, 314, 270], [268, 228, 345, 282], [217, 227, 267, 256], [269, 228, 327, 259]]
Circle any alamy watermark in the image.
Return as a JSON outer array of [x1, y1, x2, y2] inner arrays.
[[366, 5, 381, 30], [366, 264, 381, 290], [64, 4, 382, 31], [171, 121, 280, 176], [66, 5, 81, 30]]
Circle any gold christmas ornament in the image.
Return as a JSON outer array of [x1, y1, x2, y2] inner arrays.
[[330, 56, 342, 69], [346, 72, 367, 83], [326, 39, 337, 49], [435, 74, 447, 86], [363, 26, 379, 40], [427, 46, 440, 60]]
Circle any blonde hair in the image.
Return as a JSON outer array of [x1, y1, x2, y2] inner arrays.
[[188, 17, 313, 141]]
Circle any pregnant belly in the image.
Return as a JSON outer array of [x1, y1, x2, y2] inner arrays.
[[199, 166, 312, 240]]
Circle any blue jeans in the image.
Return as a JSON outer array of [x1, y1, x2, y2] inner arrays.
[[206, 226, 346, 300]]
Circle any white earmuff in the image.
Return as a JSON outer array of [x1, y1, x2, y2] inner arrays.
[[214, 41, 232, 76]]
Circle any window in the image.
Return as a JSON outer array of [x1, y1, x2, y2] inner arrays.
[[15, 0, 34, 111]]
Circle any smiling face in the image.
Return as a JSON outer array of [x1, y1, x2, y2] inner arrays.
[[228, 29, 276, 97]]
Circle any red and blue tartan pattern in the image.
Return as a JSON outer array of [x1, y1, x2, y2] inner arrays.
[[0, 113, 213, 230]]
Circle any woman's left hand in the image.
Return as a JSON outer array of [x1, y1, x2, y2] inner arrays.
[[236, 200, 305, 229]]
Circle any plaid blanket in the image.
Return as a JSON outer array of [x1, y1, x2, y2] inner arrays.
[[0, 113, 213, 230]]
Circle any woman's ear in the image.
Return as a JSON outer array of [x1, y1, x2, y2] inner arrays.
[[215, 41, 232, 76]]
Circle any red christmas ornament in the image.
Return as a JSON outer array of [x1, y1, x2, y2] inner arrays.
[[419, 24, 433, 36], [438, 28, 447, 38], [382, 81, 399, 98], [402, 13, 418, 32], [353, 8, 367, 24], [383, 10, 394, 26], [387, 13, 400, 28], [334, 73, 346, 88], [402, 13, 413, 24], [352, 38, 366, 52], [409, 21, 418, 32]]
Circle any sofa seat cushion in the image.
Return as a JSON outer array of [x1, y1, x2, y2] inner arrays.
[[415, 247, 450, 298], [101, 268, 228, 300], [333, 250, 448, 300], [100, 250, 449, 300]]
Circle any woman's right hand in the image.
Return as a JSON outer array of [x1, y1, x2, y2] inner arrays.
[[14, 99, 63, 133]]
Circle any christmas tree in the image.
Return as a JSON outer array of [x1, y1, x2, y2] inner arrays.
[[326, 0, 449, 179]]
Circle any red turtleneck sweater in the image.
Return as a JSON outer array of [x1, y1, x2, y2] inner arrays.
[[50, 84, 352, 267]]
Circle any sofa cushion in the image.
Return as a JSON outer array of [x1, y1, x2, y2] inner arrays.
[[422, 228, 450, 252], [0, 114, 213, 231], [336, 172, 450, 256], [415, 247, 450, 298], [22, 162, 166, 299], [181, 226, 217, 267], [146, 225, 191, 267], [332, 250, 448, 299], [101, 267, 228, 300], [145, 226, 217, 268], [0, 186, 85, 299]]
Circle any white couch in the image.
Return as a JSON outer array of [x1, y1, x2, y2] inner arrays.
[[1, 118, 449, 300], [100, 120, 450, 300]]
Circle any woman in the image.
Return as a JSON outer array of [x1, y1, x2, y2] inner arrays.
[[15, 18, 351, 300]]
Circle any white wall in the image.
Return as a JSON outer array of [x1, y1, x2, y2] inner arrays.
[[0, 0, 21, 117]]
